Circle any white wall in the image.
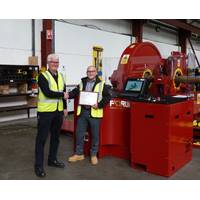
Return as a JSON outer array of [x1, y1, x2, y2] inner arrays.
[[0, 19, 32, 64], [0, 19, 42, 65], [0, 19, 42, 122], [144, 23, 200, 63], [59, 19, 132, 35], [55, 21, 132, 85], [143, 24, 178, 45]]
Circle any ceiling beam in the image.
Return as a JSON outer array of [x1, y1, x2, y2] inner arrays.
[[132, 19, 146, 43], [159, 19, 200, 35]]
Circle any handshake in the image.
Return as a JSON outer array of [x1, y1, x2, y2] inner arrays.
[[63, 92, 69, 100]]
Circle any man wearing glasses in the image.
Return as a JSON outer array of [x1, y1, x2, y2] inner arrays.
[[34, 54, 68, 177], [67, 66, 111, 165]]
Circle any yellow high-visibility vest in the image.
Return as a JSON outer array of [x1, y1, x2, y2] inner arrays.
[[37, 71, 64, 112], [77, 80, 105, 118]]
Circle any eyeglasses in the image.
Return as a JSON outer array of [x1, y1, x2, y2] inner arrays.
[[87, 70, 96, 73], [49, 61, 59, 64]]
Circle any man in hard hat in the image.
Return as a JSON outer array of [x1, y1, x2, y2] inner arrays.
[[67, 66, 111, 165], [34, 54, 68, 177]]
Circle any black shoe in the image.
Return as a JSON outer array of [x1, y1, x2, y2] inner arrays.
[[48, 160, 65, 168], [34, 167, 46, 178]]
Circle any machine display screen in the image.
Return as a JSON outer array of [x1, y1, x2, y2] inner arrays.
[[125, 79, 144, 92]]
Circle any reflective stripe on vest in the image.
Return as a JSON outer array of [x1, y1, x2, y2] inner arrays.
[[77, 80, 105, 118], [37, 71, 64, 112]]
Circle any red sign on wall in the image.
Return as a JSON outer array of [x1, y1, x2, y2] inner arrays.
[[46, 30, 53, 40]]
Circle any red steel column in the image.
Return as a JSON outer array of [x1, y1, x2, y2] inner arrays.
[[178, 28, 191, 54], [41, 19, 53, 69], [132, 19, 145, 43]]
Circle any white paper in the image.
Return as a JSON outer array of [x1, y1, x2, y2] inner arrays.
[[172, 95, 188, 98], [79, 91, 98, 106]]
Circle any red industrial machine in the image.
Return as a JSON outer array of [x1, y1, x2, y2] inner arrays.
[[110, 42, 196, 177], [111, 42, 190, 96], [68, 41, 198, 177]]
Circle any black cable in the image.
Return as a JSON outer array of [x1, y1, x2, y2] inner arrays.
[[56, 19, 132, 37]]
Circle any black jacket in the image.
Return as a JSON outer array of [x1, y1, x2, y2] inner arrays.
[[69, 76, 111, 109]]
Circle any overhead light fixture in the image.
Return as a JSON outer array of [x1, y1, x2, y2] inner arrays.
[[155, 25, 161, 32]]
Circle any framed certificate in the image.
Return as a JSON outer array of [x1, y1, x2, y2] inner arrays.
[[79, 91, 98, 106]]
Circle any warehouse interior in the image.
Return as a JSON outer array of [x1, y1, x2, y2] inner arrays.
[[1, 19, 200, 180]]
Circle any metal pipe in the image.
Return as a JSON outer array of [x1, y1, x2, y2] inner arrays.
[[175, 75, 200, 84], [52, 19, 55, 53], [31, 19, 35, 56]]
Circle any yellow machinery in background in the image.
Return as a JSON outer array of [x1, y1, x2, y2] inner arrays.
[[93, 46, 103, 80]]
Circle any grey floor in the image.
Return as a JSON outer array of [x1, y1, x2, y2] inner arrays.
[[0, 118, 200, 180]]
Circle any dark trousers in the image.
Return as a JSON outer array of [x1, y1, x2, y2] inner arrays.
[[35, 111, 63, 168], [76, 109, 101, 156]]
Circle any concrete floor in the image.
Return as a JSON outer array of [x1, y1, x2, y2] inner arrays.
[[0, 118, 200, 180]]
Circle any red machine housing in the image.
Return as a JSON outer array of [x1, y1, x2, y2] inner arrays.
[[130, 100, 193, 177], [111, 42, 163, 91], [98, 98, 131, 159], [110, 42, 189, 97], [66, 41, 195, 177]]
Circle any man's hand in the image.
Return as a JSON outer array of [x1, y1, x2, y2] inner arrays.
[[92, 104, 98, 109], [63, 92, 69, 100], [64, 109, 68, 119]]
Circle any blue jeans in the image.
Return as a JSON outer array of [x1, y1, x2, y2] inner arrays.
[[75, 109, 101, 156]]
